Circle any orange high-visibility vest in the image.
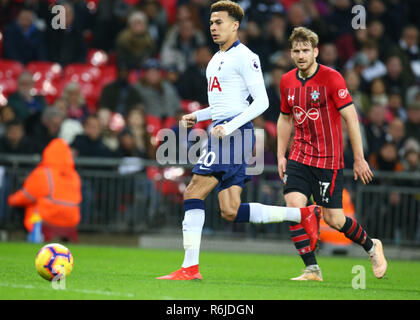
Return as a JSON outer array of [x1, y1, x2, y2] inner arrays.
[[319, 188, 354, 245], [8, 138, 82, 232]]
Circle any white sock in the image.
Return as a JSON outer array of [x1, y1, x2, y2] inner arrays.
[[249, 203, 301, 223], [181, 208, 205, 268]]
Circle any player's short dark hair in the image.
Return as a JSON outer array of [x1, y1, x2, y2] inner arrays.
[[210, 0, 244, 24], [289, 26, 319, 48]]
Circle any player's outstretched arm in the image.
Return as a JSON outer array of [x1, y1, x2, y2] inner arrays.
[[340, 104, 373, 185], [277, 113, 293, 180]]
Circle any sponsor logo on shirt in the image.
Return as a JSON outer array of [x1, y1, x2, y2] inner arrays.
[[293, 106, 320, 124], [338, 88, 348, 99]]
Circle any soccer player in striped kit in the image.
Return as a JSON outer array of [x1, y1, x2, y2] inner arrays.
[[157, 1, 321, 281], [277, 27, 387, 281]]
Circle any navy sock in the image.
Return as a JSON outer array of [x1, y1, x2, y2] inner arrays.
[[233, 203, 250, 222]]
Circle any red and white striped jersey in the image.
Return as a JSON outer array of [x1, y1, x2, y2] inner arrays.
[[280, 64, 353, 169]]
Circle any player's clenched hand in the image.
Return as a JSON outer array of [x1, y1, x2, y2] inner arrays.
[[278, 156, 287, 181], [210, 125, 226, 138], [181, 113, 197, 128], [353, 158, 373, 185]]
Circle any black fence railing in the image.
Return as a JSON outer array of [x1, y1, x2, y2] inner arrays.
[[0, 154, 419, 246]]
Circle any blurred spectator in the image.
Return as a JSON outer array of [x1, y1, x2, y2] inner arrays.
[[286, 1, 327, 43], [177, 45, 212, 105], [126, 108, 155, 160], [133, 59, 181, 118], [265, 64, 285, 123], [3, 8, 47, 64], [402, 138, 420, 172], [7, 71, 46, 125], [160, 18, 207, 73], [360, 41, 387, 84], [31, 106, 65, 153], [318, 42, 342, 71], [92, 0, 130, 52], [265, 13, 288, 61], [369, 141, 404, 172], [244, 20, 270, 69], [382, 55, 412, 103], [98, 64, 143, 117], [369, 78, 388, 107], [0, 120, 35, 154], [387, 25, 419, 82], [54, 97, 84, 145], [23, 0, 56, 31], [344, 70, 370, 117], [367, 0, 402, 42], [8, 138, 82, 243], [0, 0, 22, 31], [385, 90, 407, 123], [71, 115, 115, 157], [364, 104, 388, 156], [115, 11, 156, 69], [0, 105, 16, 137], [325, 0, 354, 40], [246, 0, 284, 26], [46, 2, 87, 66], [116, 127, 147, 158], [386, 117, 406, 158], [405, 101, 420, 143], [61, 82, 89, 121], [367, 19, 392, 61], [136, 0, 168, 51], [165, 65, 181, 88]]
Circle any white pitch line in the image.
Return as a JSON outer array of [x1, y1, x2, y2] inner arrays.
[[0, 283, 135, 298]]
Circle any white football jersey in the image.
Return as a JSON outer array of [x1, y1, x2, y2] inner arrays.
[[206, 41, 264, 121]]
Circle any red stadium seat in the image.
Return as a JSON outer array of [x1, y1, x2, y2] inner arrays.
[[181, 100, 202, 113], [0, 59, 24, 80], [146, 114, 163, 138], [159, 0, 177, 24], [163, 116, 177, 129], [64, 63, 101, 84], [26, 62, 63, 102], [26, 62, 63, 82], [0, 78, 17, 96], [99, 65, 117, 87], [87, 49, 109, 67]]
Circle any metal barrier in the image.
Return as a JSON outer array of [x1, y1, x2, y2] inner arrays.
[[0, 154, 419, 246]]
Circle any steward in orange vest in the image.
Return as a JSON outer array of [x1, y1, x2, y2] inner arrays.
[[8, 138, 82, 239]]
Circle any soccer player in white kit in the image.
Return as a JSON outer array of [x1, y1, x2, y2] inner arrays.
[[157, 0, 321, 281]]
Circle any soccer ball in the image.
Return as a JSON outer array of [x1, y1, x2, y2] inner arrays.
[[35, 243, 74, 281]]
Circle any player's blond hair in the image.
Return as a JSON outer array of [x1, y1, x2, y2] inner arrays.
[[289, 27, 319, 48], [210, 0, 244, 23]]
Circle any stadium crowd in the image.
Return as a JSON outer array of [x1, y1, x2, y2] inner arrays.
[[0, 0, 419, 175]]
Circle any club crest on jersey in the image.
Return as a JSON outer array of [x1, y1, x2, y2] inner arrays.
[[310, 90, 320, 107], [293, 106, 320, 124]]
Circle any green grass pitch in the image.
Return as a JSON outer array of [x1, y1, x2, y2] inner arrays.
[[0, 242, 419, 300]]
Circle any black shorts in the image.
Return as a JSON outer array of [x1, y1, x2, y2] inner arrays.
[[283, 160, 343, 208]]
